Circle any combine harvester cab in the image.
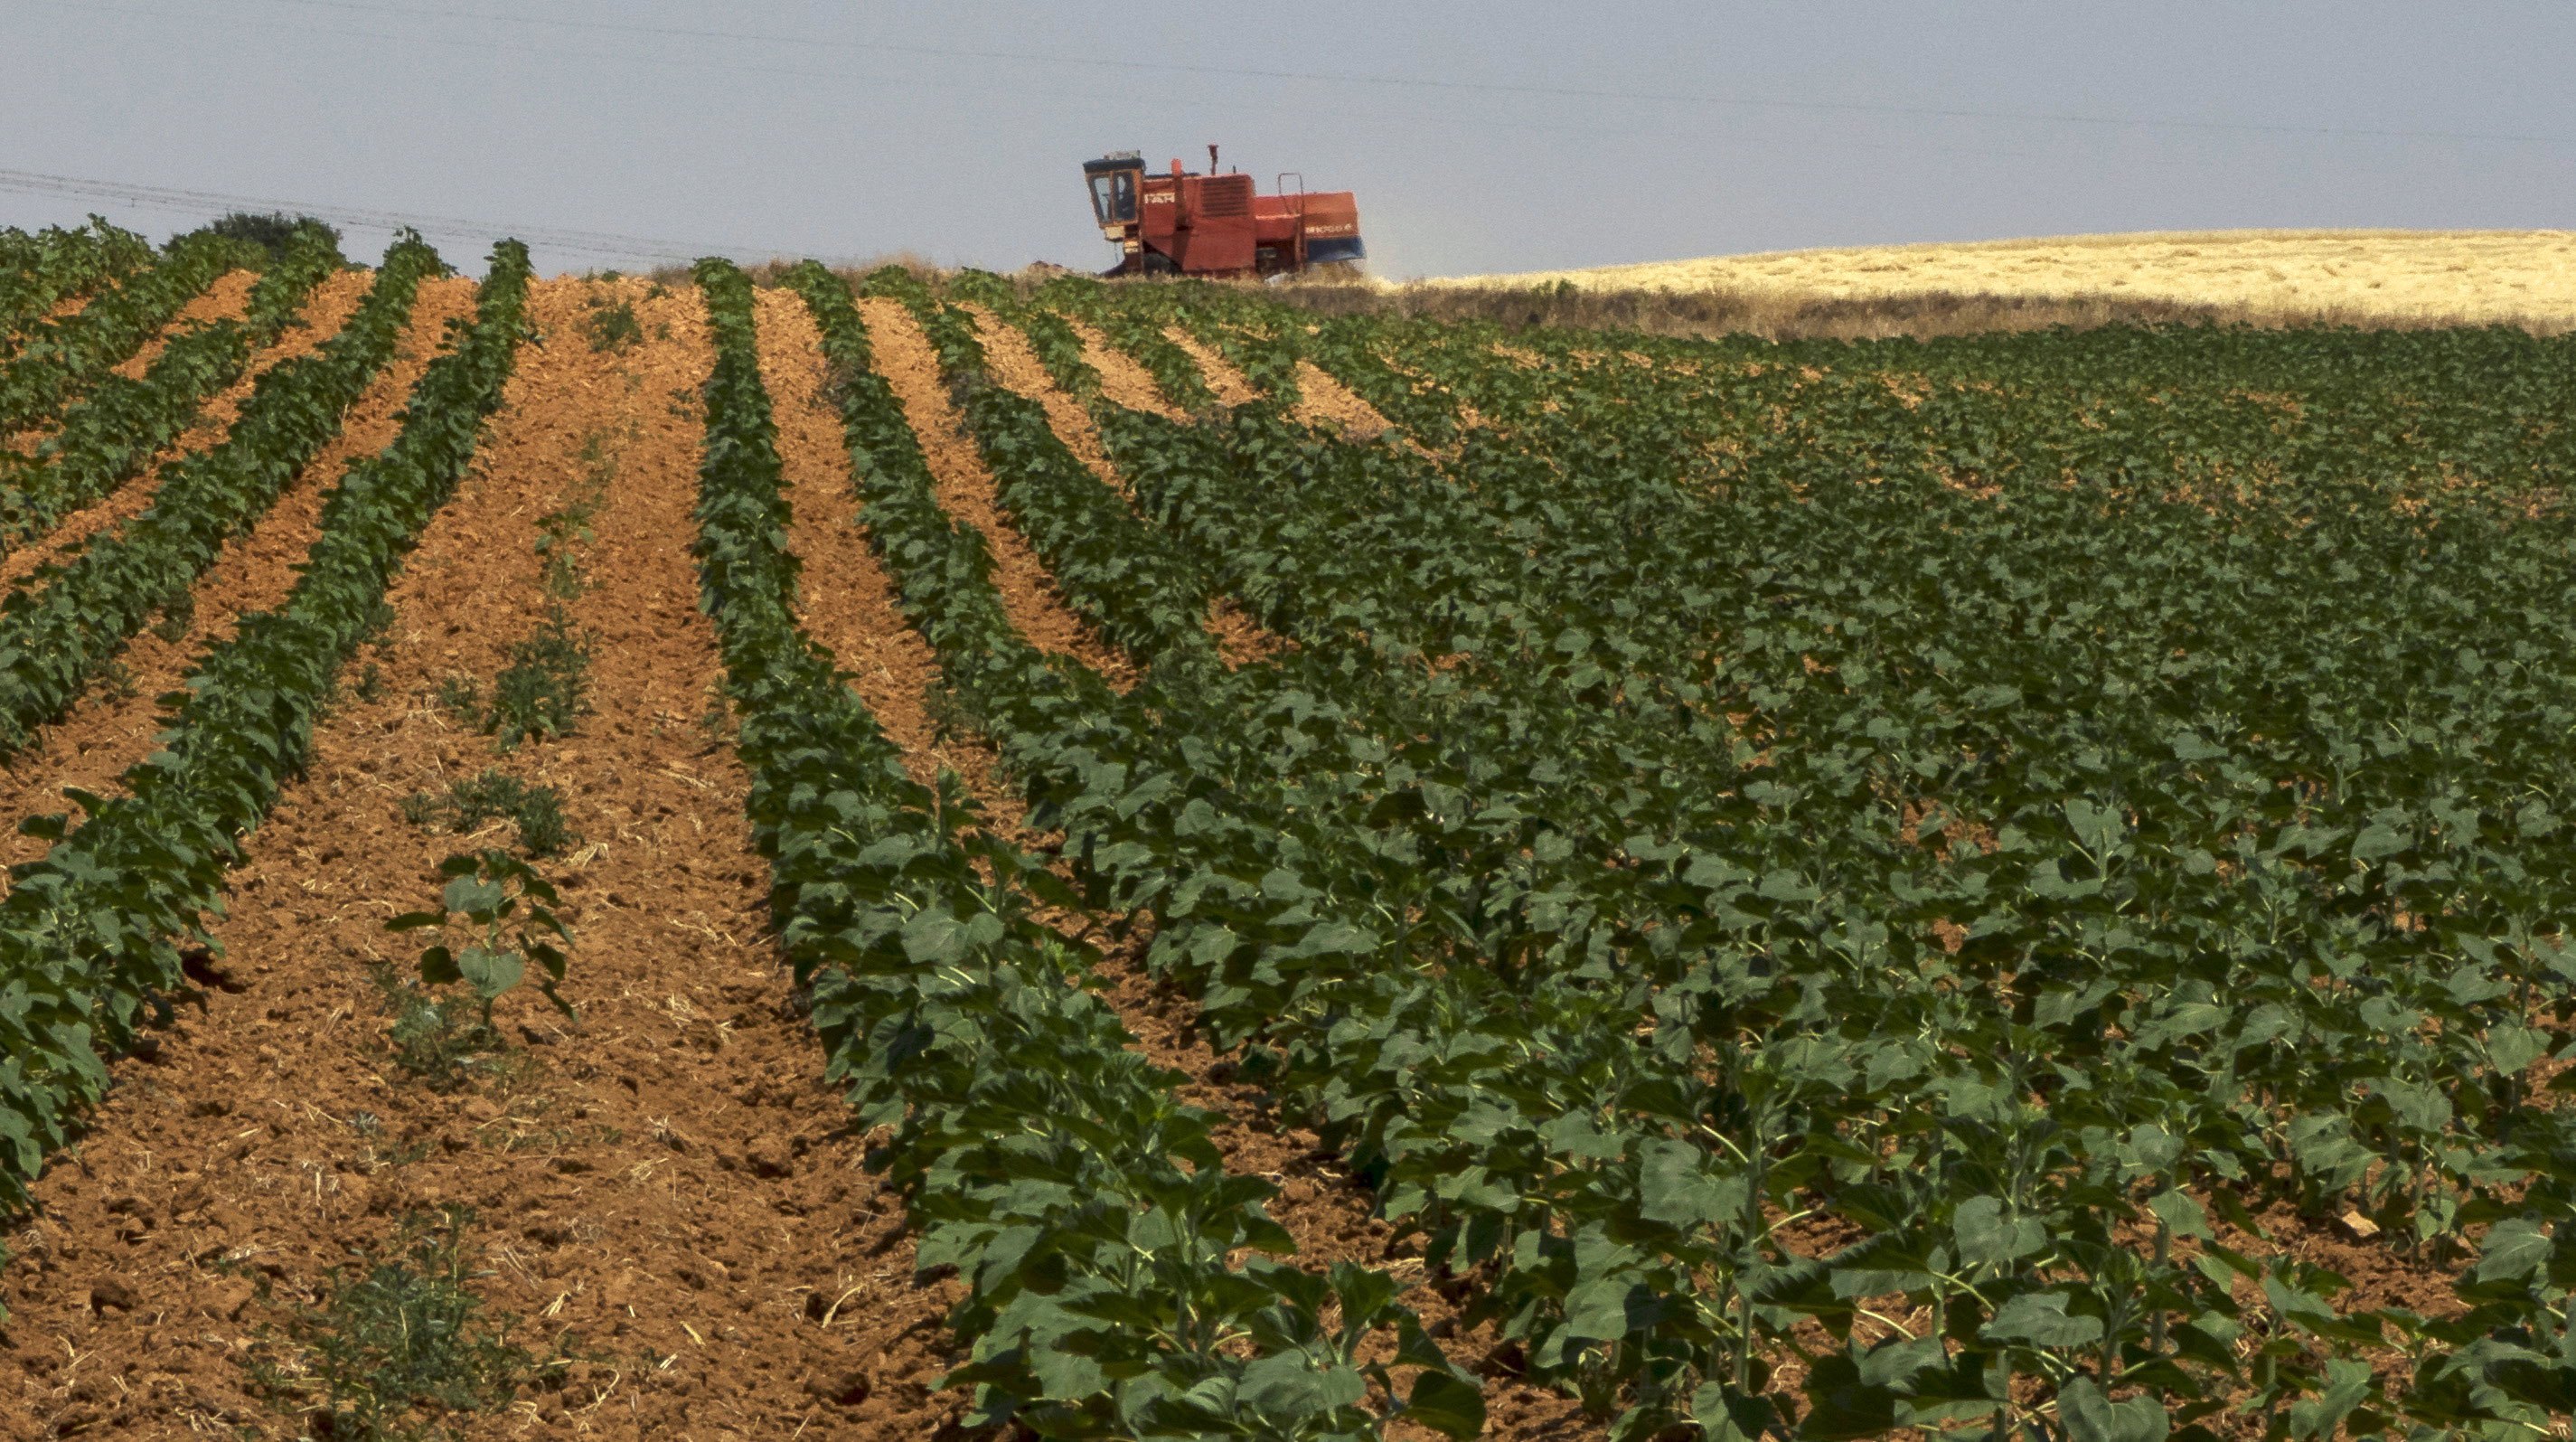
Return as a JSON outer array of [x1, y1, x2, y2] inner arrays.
[[1084, 146, 1364, 278]]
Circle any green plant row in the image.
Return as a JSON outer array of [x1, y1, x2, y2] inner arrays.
[[0, 218, 349, 552], [0, 216, 155, 364], [0, 238, 526, 1229], [899, 278, 1223, 672], [700, 258, 1477, 1441], [0, 226, 264, 436], [1048, 282, 2576, 1436], [0, 231, 445, 757], [876, 271, 1835, 1438]]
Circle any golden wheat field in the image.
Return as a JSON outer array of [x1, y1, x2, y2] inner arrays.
[[1438, 228, 2576, 325]]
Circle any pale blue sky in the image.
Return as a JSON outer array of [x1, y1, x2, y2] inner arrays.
[[4, 1, 2571, 277]]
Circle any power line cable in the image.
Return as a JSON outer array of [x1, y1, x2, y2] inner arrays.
[[237, 0, 2576, 151]]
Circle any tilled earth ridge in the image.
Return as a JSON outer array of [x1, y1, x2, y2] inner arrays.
[[857, 296, 1139, 691], [1060, 315, 1181, 419], [1167, 320, 1392, 438], [0, 280, 946, 1439], [1163, 325, 1261, 408], [0, 268, 381, 594], [956, 304, 1283, 668], [110, 269, 260, 382], [1290, 357, 1396, 439], [748, 288, 986, 798], [7, 269, 262, 463], [846, 295, 1592, 1440], [0, 276, 474, 872]]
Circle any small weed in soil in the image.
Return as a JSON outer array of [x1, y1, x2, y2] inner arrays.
[[434, 674, 480, 720], [536, 441, 610, 600], [247, 1208, 538, 1441], [922, 680, 984, 747], [580, 296, 644, 353], [149, 589, 195, 645], [484, 610, 593, 749], [353, 662, 386, 704], [371, 963, 501, 1090], [96, 659, 138, 702], [400, 769, 578, 858]]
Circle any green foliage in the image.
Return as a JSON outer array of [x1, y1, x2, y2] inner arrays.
[[0, 218, 343, 552], [579, 294, 644, 353], [389, 851, 572, 1027], [707, 258, 1480, 1441], [200, 210, 344, 267], [246, 1207, 536, 1439], [369, 961, 501, 1089], [0, 239, 527, 1219], [0, 216, 153, 363], [0, 228, 259, 437], [863, 270, 2576, 1436], [400, 768, 578, 857], [0, 230, 437, 759], [483, 608, 592, 749]]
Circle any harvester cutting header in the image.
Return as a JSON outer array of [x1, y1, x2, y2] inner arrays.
[[1082, 145, 1365, 278]]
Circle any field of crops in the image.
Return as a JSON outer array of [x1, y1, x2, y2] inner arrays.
[[1439, 229, 2576, 329], [0, 216, 2571, 1442]]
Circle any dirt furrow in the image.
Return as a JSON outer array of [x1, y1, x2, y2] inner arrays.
[[111, 268, 259, 380], [965, 305, 1287, 670], [956, 301, 1135, 500], [6, 270, 263, 462], [0, 283, 955, 1440], [1064, 315, 1182, 418], [751, 288, 1000, 804], [858, 296, 1138, 689], [1291, 357, 1396, 438], [0, 268, 379, 592], [0, 276, 475, 871], [1164, 325, 1262, 407]]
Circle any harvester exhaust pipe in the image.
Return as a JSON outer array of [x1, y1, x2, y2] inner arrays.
[[1208, 143, 1220, 174]]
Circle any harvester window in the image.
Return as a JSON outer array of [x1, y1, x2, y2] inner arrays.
[[1089, 169, 1138, 225]]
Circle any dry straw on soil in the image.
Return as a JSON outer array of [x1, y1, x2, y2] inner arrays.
[[1380, 228, 2576, 340]]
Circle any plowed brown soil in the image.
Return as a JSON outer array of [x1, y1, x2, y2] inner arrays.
[[113, 269, 259, 380], [955, 303, 1134, 501], [0, 268, 381, 595], [0, 279, 963, 1440], [749, 287, 992, 799], [1164, 325, 1261, 408], [1291, 357, 1395, 438], [1161, 323, 1392, 438], [1063, 316, 1181, 419], [963, 304, 1286, 669], [858, 297, 1137, 690], [0, 275, 475, 872]]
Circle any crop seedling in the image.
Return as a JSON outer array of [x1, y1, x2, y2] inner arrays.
[[390, 850, 573, 1030], [400, 769, 578, 857], [245, 1207, 539, 1440]]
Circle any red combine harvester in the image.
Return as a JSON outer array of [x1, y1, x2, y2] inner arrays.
[[1082, 145, 1365, 278]]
